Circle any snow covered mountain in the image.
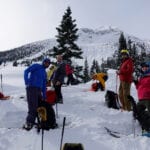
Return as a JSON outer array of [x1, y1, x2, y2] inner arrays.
[[0, 27, 150, 66], [77, 27, 150, 65]]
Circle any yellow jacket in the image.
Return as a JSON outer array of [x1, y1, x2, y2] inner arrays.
[[47, 65, 56, 81], [92, 73, 107, 88]]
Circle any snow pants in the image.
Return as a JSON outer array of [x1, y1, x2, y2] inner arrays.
[[137, 100, 150, 113], [119, 81, 131, 111], [66, 74, 75, 85], [54, 83, 63, 101], [26, 86, 42, 124]]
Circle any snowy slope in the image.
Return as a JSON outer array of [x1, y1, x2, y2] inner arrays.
[[2, 27, 150, 67], [0, 65, 150, 150], [77, 27, 150, 65]]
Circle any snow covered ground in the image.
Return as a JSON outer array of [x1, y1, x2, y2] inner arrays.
[[0, 64, 150, 150]]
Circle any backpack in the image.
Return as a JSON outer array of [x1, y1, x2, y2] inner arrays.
[[46, 89, 56, 105], [91, 83, 99, 91], [103, 74, 108, 81], [0, 92, 4, 98], [37, 100, 57, 130], [62, 143, 84, 150], [128, 95, 150, 132], [105, 90, 120, 109]]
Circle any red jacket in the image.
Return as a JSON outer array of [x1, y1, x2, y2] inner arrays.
[[118, 57, 134, 83], [0, 92, 4, 98], [65, 64, 73, 75], [136, 74, 150, 100]]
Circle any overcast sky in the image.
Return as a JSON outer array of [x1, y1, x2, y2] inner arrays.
[[0, 0, 150, 51]]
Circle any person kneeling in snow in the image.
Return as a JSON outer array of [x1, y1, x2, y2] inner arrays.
[[91, 73, 108, 91]]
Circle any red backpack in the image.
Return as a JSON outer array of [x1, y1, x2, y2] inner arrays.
[[0, 92, 4, 98], [46, 90, 56, 105], [91, 83, 99, 91]]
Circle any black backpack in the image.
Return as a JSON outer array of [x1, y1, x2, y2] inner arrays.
[[62, 143, 84, 150], [103, 74, 108, 81], [128, 95, 150, 132], [105, 90, 120, 109], [37, 100, 57, 130]]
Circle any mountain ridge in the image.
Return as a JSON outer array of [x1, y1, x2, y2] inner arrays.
[[0, 27, 150, 65]]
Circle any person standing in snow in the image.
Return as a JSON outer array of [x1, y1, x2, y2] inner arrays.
[[52, 55, 66, 104], [66, 62, 75, 85], [23, 58, 51, 130], [116, 49, 134, 111], [134, 62, 150, 112]]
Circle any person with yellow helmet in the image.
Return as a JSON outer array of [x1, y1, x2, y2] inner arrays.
[[116, 49, 134, 111]]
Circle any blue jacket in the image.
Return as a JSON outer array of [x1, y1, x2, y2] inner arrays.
[[24, 64, 47, 99]]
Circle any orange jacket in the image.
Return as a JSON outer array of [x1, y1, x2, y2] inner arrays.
[[92, 73, 107, 88]]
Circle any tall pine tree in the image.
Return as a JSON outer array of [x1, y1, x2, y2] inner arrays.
[[118, 32, 127, 51], [83, 58, 90, 83], [90, 59, 101, 75], [51, 6, 83, 63], [90, 59, 96, 75], [117, 32, 127, 66]]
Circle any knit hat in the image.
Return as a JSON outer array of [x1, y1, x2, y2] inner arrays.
[[42, 58, 51, 64], [141, 62, 149, 68], [121, 49, 129, 55]]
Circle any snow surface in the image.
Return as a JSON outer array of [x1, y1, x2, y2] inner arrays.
[[0, 64, 150, 150]]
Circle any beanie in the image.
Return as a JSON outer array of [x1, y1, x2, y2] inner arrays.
[[42, 58, 51, 64], [121, 49, 129, 55], [141, 62, 149, 68]]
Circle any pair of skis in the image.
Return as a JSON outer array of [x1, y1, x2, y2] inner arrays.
[[104, 127, 150, 138]]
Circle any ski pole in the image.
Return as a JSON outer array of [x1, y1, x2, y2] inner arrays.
[[60, 117, 66, 150], [41, 129, 44, 150], [115, 74, 121, 109], [132, 118, 136, 138], [56, 103, 58, 118], [115, 74, 118, 94], [0, 74, 3, 92]]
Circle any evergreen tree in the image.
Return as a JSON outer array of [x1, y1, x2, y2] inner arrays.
[[90, 59, 96, 75], [90, 59, 101, 75], [51, 6, 83, 63], [83, 58, 90, 83], [95, 60, 101, 73], [127, 39, 132, 54], [131, 44, 141, 77], [140, 43, 147, 62], [131, 44, 138, 64], [117, 32, 127, 66], [118, 32, 127, 51], [74, 65, 84, 82]]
